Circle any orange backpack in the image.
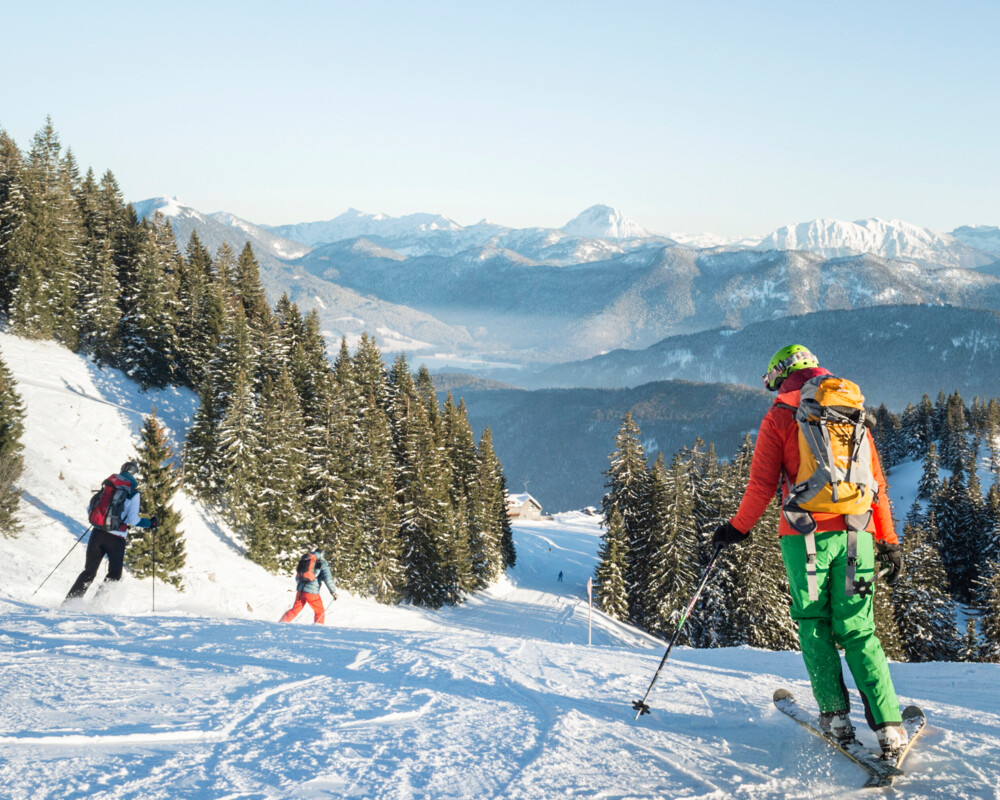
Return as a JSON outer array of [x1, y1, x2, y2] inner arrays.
[[782, 375, 879, 534]]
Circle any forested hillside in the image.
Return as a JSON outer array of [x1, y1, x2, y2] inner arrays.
[[0, 118, 512, 606]]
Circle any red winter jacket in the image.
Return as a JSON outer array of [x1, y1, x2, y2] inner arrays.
[[729, 366, 898, 545]]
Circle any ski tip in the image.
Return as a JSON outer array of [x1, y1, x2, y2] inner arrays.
[[773, 688, 794, 703]]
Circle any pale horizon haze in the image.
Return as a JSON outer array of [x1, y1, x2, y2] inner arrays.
[[1, 1, 998, 237]]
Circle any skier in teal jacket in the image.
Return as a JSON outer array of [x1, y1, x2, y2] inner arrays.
[[280, 550, 337, 624]]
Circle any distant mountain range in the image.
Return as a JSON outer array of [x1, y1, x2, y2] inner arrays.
[[131, 196, 1000, 372], [524, 304, 1000, 410]]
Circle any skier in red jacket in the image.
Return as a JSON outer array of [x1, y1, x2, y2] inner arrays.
[[712, 345, 908, 758]]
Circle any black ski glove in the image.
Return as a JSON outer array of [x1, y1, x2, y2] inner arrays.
[[149, 515, 160, 529], [712, 521, 749, 547], [876, 541, 903, 585]]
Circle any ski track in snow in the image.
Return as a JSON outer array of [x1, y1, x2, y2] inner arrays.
[[1, 331, 999, 798]]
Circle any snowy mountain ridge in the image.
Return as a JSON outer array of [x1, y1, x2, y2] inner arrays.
[[0, 329, 997, 798], [755, 217, 994, 268]]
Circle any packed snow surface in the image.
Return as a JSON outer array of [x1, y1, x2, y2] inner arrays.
[[1, 331, 998, 799]]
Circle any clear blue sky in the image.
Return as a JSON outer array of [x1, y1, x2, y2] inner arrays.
[[2, 1, 998, 236]]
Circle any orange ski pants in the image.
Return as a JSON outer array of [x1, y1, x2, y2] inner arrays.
[[280, 591, 326, 624]]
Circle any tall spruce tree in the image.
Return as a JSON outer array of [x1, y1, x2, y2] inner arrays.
[[595, 506, 629, 621], [891, 511, 961, 662], [641, 452, 698, 638], [126, 410, 186, 588], [246, 369, 308, 571], [977, 562, 1000, 662], [0, 130, 29, 315], [0, 351, 25, 537], [602, 412, 654, 626]]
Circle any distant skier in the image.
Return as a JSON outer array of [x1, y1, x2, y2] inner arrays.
[[558, 570, 563, 582], [712, 345, 908, 759], [280, 549, 337, 624], [65, 461, 158, 600]]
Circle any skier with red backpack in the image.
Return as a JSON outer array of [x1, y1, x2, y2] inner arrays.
[[280, 550, 337, 624], [65, 461, 159, 601], [712, 345, 908, 760]]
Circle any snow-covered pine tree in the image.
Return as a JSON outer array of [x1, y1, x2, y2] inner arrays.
[[246, 368, 308, 571], [442, 393, 479, 593], [977, 562, 1000, 662], [470, 426, 508, 583], [641, 452, 698, 638], [390, 358, 450, 608], [211, 307, 260, 531], [595, 506, 629, 621], [301, 372, 351, 574], [931, 472, 972, 602], [602, 412, 654, 627], [347, 362, 400, 594], [0, 130, 29, 315], [119, 222, 176, 388], [918, 442, 940, 500], [126, 409, 186, 588], [891, 511, 961, 662], [10, 118, 83, 347], [171, 230, 213, 388], [0, 351, 25, 537], [872, 404, 904, 468]]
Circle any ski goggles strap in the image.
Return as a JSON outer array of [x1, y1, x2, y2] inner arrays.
[[762, 350, 815, 390], [804, 531, 819, 602]]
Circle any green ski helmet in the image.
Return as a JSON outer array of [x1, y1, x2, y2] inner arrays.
[[762, 344, 818, 391]]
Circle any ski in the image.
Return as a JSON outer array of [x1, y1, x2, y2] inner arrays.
[[772, 688, 903, 786], [862, 704, 926, 788]]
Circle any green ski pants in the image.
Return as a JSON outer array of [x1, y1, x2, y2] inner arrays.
[[780, 529, 901, 729]]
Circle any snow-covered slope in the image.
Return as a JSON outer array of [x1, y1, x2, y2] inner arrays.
[[756, 217, 994, 269], [1, 330, 998, 798]]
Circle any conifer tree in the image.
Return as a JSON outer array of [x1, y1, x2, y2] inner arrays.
[[602, 412, 654, 626], [641, 453, 698, 638], [10, 118, 82, 346], [246, 369, 308, 570], [891, 512, 961, 662], [977, 563, 1000, 662], [126, 410, 185, 588], [119, 223, 176, 387], [595, 507, 629, 620], [390, 358, 451, 607], [931, 473, 972, 601], [0, 352, 25, 537], [470, 426, 508, 583], [918, 442, 940, 500], [0, 130, 29, 316]]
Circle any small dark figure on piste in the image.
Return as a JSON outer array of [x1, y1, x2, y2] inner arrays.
[[280, 549, 337, 624], [65, 461, 158, 601]]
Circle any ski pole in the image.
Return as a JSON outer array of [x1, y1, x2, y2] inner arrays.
[[152, 527, 156, 612], [32, 527, 91, 596], [632, 543, 725, 720]]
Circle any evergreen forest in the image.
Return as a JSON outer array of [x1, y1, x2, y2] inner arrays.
[[0, 118, 514, 604]]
